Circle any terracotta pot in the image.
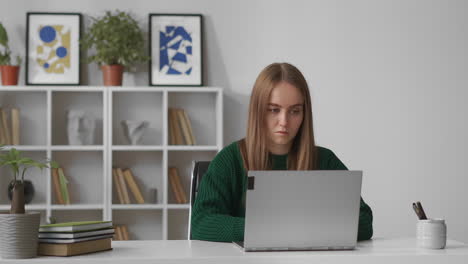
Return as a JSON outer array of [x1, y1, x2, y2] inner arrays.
[[1, 65, 20, 85], [101, 64, 124, 86]]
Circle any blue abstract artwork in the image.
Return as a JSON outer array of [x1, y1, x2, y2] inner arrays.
[[159, 26, 193, 75]]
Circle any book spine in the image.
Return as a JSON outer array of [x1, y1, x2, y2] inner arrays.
[[123, 169, 145, 204], [0, 108, 5, 144], [116, 168, 131, 204], [112, 168, 124, 204], [168, 167, 183, 203], [114, 225, 122, 240], [121, 225, 129, 240], [58, 168, 70, 205], [169, 108, 184, 145], [182, 109, 196, 145], [52, 168, 64, 205], [11, 108, 20, 145], [168, 109, 176, 145], [177, 108, 192, 145], [1, 108, 11, 145], [172, 167, 187, 203]]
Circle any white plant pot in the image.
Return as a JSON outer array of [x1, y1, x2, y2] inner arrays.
[[0, 211, 40, 259]]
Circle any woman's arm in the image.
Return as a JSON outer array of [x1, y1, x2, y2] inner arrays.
[[190, 147, 245, 242], [357, 197, 373, 241]]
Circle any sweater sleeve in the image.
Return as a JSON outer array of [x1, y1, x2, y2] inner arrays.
[[190, 147, 245, 242], [326, 149, 374, 241]]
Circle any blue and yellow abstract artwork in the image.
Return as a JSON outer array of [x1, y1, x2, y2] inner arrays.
[[159, 26, 193, 75], [35, 25, 71, 74]]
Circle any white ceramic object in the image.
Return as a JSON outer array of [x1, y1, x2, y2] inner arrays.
[[416, 218, 447, 249], [121, 120, 149, 145], [67, 110, 96, 145], [0, 212, 41, 259]]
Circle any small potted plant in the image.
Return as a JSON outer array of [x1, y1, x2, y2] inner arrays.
[[81, 10, 148, 86], [0, 22, 22, 85], [0, 147, 57, 259]]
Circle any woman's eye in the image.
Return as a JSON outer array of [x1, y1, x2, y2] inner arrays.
[[268, 108, 280, 113], [290, 109, 302, 115]]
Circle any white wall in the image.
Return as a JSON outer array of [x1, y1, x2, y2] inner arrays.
[[1, 0, 467, 242]]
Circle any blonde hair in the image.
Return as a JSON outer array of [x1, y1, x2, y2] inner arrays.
[[239, 62, 317, 170]]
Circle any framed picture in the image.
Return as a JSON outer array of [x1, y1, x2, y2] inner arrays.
[[26, 12, 81, 85], [149, 14, 203, 86]]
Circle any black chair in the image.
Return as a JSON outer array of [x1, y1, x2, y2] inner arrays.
[[188, 160, 211, 239]]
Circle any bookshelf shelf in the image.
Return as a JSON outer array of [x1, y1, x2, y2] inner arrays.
[[167, 146, 219, 151], [51, 145, 105, 151], [0, 204, 47, 210], [0, 86, 223, 241], [51, 204, 105, 210], [112, 146, 164, 151], [112, 204, 165, 210], [0, 145, 47, 151]]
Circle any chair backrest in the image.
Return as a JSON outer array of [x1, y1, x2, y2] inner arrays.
[[188, 160, 211, 239]]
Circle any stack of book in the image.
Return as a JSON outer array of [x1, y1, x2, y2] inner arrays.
[[112, 167, 145, 204], [169, 167, 187, 204], [51, 167, 71, 205], [0, 107, 20, 145], [38, 221, 114, 256], [168, 108, 196, 145]]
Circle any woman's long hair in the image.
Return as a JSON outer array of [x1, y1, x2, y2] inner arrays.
[[239, 62, 317, 170]]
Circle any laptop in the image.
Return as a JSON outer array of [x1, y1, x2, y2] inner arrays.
[[233, 170, 362, 252]]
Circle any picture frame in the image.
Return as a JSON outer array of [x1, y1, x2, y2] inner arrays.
[[26, 12, 81, 85], [149, 14, 203, 86]]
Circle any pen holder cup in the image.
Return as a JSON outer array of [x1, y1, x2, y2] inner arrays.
[[416, 218, 446, 249]]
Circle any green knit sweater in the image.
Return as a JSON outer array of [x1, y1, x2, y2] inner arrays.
[[191, 141, 373, 242]]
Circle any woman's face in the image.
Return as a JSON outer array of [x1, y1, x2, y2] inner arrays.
[[265, 81, 304, 155]]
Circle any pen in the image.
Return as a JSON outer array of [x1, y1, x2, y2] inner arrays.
[[416, 201, 428, 220], [412, 202, 422, 220]]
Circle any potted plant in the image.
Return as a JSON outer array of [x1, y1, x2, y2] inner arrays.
[[0, 22, 22, 85], [0, 147, 57, 259], [81, 10, 148, 86]]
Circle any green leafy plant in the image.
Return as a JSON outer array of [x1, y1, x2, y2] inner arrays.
[[0, 22, 21, 66], [81, 10, 149, 68], [0, 147, 58, 213]]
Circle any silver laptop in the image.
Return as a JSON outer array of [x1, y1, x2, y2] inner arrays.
[[234, 170, 362, 252]]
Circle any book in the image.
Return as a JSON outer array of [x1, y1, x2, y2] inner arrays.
[[168, 109, 176, 145], [39, 221, 113, 233], [114, 225, 122, 240], [10, 108, 20, 145], [169, 167, 187, 204], [0, 108, 5, 144], [38, 237, 112, 256], [181, 109, 196, 145], [121, 225, 129, 240], [116, 168, 131, 204], [112, 168, 124, 204], [58, 167, 70, 205], [38, 234, 114, 244], [52, 168, 65, 205], [169, 108, 184, 145], [123, 169, 145, 204], [1, 108, 11, 144], [176, 108, 193, 145], [39, 227, 115, 239]]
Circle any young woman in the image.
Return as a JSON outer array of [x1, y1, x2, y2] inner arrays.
[[191, 62, 373, 242]]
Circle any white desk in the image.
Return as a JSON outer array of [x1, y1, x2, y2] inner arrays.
[[1, 237, 467, 263]]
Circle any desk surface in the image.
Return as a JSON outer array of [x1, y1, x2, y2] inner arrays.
[[1, 237, 467, 263]]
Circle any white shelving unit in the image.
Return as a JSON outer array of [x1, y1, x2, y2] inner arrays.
[[0, 86, 223, 240]]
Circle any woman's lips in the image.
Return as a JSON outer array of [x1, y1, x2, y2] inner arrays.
[[275, 131, 288, 135]]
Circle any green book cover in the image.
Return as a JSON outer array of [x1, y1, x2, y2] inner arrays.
[[58, 168, 70, 204], [39, 221, 113, 233]]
